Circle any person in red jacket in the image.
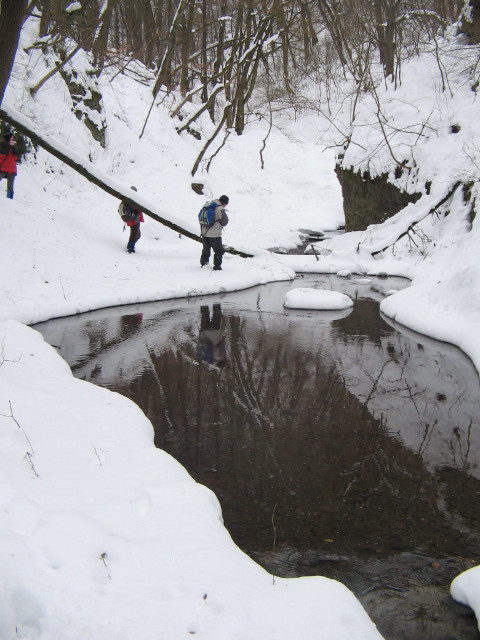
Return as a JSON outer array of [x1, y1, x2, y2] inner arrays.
[[125, 185, 144, 254], [0, 132, 18, 199]]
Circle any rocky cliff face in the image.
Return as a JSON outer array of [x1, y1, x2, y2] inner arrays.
[[460, 0, 480, 44], [335, 165, 422, 232], [59, 66, 106, 148]]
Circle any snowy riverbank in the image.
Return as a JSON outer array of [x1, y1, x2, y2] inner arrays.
[[2, 16, 480, 638]]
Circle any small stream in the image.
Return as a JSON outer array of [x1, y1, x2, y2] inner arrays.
[[33, 275, 480, 640]]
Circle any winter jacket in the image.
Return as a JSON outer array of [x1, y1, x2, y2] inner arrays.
[[200, 200, 229, 238], [0, 142, 18, 174]]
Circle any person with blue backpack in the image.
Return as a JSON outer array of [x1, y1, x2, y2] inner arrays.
[[197, 304, 226, 368], [199, 195, 229, 270]]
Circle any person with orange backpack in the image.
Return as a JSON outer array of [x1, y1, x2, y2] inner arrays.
[[0, 131, 18, 199]]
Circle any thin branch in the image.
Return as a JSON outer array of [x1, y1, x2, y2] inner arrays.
[[260, 76, 273, 170], [30, 44, 81, 97], [206, 128, 231, 173], [176, 84, 225, 134], [191, 108, 229, 177], [0, 337, 21, 367], [0, 400, 35, 457]]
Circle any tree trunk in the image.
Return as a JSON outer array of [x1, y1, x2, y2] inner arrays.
[[152, 0, 187, 98], [0, 0, 27, 106], [374, 0, 395, 78], [316, 0, 350, 68], [141, 0, 157, 66], [92, 0, 117, 72], [200, 0, 209, 105], [212, 0, 228, 82], [179, 0, 195, 96]]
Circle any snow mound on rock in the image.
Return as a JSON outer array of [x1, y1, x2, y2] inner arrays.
[[284, 287, 353, 310]]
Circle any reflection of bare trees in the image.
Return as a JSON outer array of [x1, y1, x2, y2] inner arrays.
[[437, 464, 480, 537], [331, 300, 480, 477], [106, 308, 480, 561], [35, 300, 480, 563], [449, 422, 473, 473]]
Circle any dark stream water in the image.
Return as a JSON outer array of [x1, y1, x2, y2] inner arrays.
[[33, 275, 480, 640]]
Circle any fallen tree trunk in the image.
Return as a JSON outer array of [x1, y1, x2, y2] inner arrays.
[[0, 106, 252, 259]]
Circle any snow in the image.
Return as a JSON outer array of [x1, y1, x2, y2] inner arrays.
[[451, 566, 480, 625], [1, 15, 480, 640], [65, 2, 82, 14], [284, 287, 353, 310], [1, 319, 382, 640]]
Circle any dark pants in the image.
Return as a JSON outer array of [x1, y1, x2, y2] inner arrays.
[[127, 223, 141, 251], [200, 303, 222, 331], [201, 236, 224, 268], [0, 172, 15, 198]]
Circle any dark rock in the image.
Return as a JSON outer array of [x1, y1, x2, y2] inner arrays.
[[459, 0, 480, 44], [59, 67, 106, 148], [298, 228, 325, 240], [191, 182, 204, 195], [335, 165, 422, 232]]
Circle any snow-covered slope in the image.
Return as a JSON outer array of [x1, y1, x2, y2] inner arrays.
[[1, 14, 480, 640]]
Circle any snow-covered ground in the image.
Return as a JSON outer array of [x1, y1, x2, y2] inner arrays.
[[1, 16, 480, 639]]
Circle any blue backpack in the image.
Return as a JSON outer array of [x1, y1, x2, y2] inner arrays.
[[198, 201, 217, 227]]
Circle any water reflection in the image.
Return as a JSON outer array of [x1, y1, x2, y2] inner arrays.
[[198, 304, 226, 368], [32, 276, 480, 640]]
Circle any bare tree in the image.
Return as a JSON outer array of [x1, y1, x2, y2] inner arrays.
[[151, 0, 187, 98], [20, 0, 468, 177], [0, 0, 28, 105]]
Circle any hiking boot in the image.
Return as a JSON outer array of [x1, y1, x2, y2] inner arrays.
[[213, 266, 222, 271], [127, 247, 135, 253]]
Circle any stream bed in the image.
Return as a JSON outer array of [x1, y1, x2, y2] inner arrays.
[[33, 274, 480, 640]]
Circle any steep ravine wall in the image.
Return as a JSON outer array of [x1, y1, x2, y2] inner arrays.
[[335, 165, 423, 232], [335, 164, 477, 233]]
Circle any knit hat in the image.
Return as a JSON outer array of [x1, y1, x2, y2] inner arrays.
[[219, 195, 229, 205]]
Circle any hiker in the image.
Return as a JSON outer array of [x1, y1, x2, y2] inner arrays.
[[199, 195, 229, 271], [198, 304, 226, 368], [0, 131, 18, 199], [123, 185, 143, 254]]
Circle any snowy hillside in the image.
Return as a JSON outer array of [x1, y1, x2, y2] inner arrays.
[[1, 13, 480, 640], [5, 20, 345, 252]]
